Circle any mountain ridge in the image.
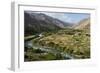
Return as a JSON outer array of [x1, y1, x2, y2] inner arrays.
[[74, 18, 90, 30], [24, 12, 73, 36]]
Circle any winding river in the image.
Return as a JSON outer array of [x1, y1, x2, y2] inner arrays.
[[25, 40, 74, 59], [25, 33, 74, 60]]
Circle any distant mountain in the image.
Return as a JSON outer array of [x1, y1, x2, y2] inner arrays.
[[74, 18, 90, 30], [24, 12, 73, 36]]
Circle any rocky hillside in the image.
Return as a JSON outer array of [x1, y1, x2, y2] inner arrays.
[[24, 12, 73, 36], [74, 18, 90, 30]]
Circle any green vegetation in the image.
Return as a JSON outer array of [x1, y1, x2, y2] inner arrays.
[[24, 48, 64, 61], [24, 28, 90, 61], [33, 29, 90, 58]]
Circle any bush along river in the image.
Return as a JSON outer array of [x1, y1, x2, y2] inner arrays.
[[24, 34, 74, 61]]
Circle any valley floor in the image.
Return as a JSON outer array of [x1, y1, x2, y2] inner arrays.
[[24, 29, 90, 61]]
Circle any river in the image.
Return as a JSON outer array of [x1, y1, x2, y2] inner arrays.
[[25, 34, 74, 60]]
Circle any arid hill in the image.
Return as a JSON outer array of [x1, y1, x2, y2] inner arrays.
[[74, 18, 90, 30]]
